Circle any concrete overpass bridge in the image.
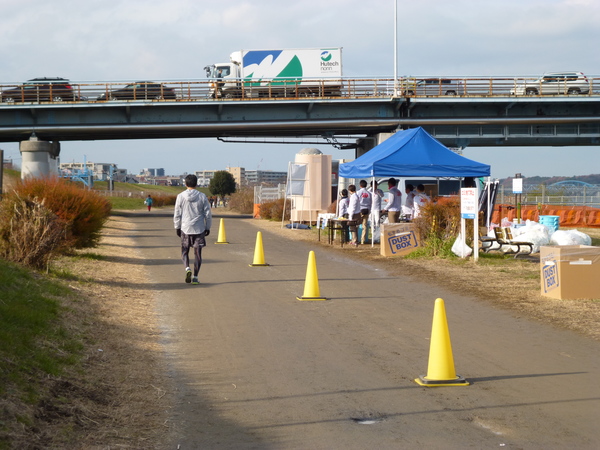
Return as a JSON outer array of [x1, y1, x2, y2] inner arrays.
[[1, 77, 599, 177]]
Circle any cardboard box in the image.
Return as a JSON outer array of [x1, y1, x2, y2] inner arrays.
[[380, 223, 421, 257], [540, 245, 600, 300]]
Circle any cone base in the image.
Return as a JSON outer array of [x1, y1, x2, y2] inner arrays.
[[296, 296, 327, 301], [249, 263, 270, 267], [414, 375, 469, 387], [215, 242, 229, 244]]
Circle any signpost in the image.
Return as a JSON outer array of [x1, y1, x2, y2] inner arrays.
[[460, 187, 479, 261]]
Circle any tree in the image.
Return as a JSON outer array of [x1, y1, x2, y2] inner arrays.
[[209, 171, 236, 199]]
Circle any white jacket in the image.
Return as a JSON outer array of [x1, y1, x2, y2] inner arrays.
[[173, 189, 212, 235]]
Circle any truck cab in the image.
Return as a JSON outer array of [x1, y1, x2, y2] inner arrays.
[[204, 63, 239, 98]]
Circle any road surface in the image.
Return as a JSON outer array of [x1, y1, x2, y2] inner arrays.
[[127, 209, 600, 449]]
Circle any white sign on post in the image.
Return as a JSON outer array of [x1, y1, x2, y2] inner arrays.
[[513, 177, 523, 194], [460, 187, 479, 261], [461, 188, 478, 219]]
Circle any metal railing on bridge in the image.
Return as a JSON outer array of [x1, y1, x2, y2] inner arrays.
[[1, 76, 599, 104]]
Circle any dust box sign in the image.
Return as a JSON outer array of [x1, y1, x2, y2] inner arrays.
[[380, 223, 420, 257], [542, 260, 559, 293]]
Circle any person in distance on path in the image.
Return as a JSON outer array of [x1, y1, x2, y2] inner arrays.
[[174, 174, 212, 285], [144, 195, 153, 211]]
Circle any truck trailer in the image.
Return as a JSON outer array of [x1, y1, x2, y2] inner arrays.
[[204, 47, 343, 98]]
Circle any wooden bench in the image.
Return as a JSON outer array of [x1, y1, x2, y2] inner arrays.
[[479, 227, 501, 253], [493, 227, 534, 258]]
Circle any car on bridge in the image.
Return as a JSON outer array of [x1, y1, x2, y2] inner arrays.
[[1, 77, 81, 102], [403, 78, 463, 96], [97, 81, 177, 101], [511, 72, 590, 95]]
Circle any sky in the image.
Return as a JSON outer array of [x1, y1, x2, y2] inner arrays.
[[1, 0, 599, 179]]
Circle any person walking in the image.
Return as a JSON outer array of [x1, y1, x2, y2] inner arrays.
[[383, 178, 402, 223], [144, 195, 154, 212], [173, 174, 212, 285], [357, 180, 372, 244]]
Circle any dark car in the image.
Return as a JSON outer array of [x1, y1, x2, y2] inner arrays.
[[1, 77, 79, 102], [97, 81, 176, 100]]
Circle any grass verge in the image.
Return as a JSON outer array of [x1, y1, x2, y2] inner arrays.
[[0, 259, 84, 448]]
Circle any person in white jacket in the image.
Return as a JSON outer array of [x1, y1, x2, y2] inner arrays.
[[174, 174, 212, 284], [383, 177, 402, 223]]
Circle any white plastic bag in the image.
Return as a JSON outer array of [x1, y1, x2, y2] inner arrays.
[[550, 229, 592, 246], [452, 232, 472, 257]]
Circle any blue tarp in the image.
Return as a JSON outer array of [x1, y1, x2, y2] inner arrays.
[[338, 127, 491, 178]]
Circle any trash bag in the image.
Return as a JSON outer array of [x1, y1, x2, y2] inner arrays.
[[452, 232, 472, 257], [550, 229, 592, 246]]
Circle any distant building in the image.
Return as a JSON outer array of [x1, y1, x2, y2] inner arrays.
[[60, 161, 127, 182], [141, 168, 165, 177], [226, 166, 246, 187], [245, 169, 287, 185], [194, 170, 218, 188]]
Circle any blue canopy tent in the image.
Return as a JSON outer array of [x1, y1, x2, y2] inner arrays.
[[338, 127, 491, 246], [338, 127, 490, 178]]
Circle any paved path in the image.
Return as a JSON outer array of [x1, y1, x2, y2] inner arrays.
[[127, 209, 600, 449]]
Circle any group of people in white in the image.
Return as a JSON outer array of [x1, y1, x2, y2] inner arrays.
[[337, 178, 431, 246]]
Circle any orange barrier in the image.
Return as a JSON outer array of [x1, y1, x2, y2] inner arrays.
[[491, 205, 600, 228], [586, 209, 600, 227]]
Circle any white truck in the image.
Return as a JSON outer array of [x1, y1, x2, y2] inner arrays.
[[204, 47, 343, 98]]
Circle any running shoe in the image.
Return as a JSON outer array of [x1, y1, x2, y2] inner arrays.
[[185, 268, 192, 283], [191, 277, 199, 285]]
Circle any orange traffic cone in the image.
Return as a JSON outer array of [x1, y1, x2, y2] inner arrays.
[[215, 218, 229, 244], [249, 231, 269, 266], [296, 251, 326, 301], [415, 298, 469, 387]]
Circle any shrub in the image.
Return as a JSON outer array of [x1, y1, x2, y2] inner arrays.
[[146, 194, 176, 207], [259, 198, 290, 221], [1, 177, 112, 250], [411, 196, 461, 257], [0, 194, 66, 269], [227, 186, 254, 214]]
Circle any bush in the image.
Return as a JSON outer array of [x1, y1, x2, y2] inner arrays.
[[0, 178, 112, 267], [259, 198, 290, 221], [227, 186, 254, 214], [147, 194, 176, 208], [411, 196, 461, 257], [0, 194, 66, 269]]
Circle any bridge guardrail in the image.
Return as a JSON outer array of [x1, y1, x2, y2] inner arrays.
[[0, 77, 599, 104]]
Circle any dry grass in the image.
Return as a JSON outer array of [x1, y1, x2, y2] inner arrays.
[[19, 216, 174, 449]]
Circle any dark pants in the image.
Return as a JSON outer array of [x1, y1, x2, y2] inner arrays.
[[181, 232, 206, 276]]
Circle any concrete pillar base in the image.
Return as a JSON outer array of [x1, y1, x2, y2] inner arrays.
[[20, 138, 60, 179]]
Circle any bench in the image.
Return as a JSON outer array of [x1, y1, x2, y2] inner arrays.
[[493, 227, 534, 258]]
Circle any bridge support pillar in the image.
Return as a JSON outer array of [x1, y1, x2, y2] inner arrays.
[[356, 132, 395, 158], [20, 137, 60, 179]]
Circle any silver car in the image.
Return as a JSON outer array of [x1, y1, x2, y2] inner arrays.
[[403, 78, 462, 96], [511, 72, 590, 95]]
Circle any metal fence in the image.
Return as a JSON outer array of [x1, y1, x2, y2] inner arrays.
[[2, 76, 600, 104], [253, 184, 286, 204], [497, 184, 600, 208]]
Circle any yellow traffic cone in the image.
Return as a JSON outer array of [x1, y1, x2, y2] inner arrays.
[[249, 232, 269, 266], [297, 251, 327, 301], [415, 298, 469, 386], [215, 218, 229, 244]]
